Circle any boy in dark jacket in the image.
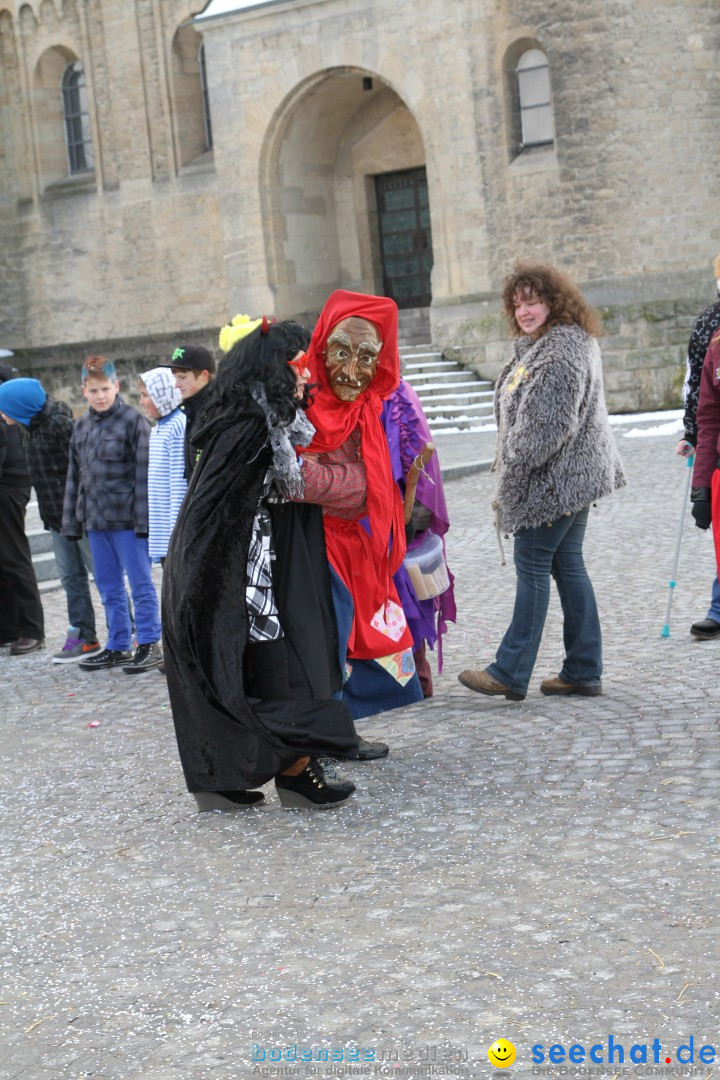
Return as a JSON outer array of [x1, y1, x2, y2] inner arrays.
[[0, 374, 45, 655], [62, 357, 162, 673], [0, 377, 101, 662], [161, 344, 216, 480]]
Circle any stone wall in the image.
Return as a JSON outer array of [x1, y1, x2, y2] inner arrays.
[[10, 326, 220, 416], [433, 271, 716, 413], [0, 0, 228, 357], [1, 0, 718, 411]]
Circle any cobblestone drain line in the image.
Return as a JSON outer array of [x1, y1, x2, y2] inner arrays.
[[1, 435, 718, 1079]]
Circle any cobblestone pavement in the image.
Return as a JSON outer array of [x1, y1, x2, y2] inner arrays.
[[2, 427, 719, 1080]]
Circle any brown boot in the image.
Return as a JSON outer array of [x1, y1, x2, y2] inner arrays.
[[540, 676, 602, 697], [457, 669, 525, 701], [10, 638, 44, 656]]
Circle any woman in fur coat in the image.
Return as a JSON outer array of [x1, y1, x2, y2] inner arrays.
[[458, 263, 625, 701]]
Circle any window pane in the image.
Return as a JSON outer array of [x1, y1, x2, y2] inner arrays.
[[518, 66, 551, 108], [384, 254, 421, 277], [199, 42, 213, 151], [382, 232, 415, 255], [517, 48, 547, 71], [521, 104, 555, 144], [81, 114, 94, 169], [382, 187, 415, 211], [62, 61, 94, 174], [392, 275, 422, 298], [380, 208, 418, 233]]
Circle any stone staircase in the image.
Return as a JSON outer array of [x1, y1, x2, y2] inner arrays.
[[400, 344, 495, 433], [26, 500, 63, 593]]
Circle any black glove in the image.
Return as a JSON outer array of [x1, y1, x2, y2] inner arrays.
[[690, 488, 712, 531]]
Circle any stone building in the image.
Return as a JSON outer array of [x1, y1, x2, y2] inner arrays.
[[0, 0, 718, 411]]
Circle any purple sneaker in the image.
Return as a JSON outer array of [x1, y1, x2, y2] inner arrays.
[[52, 630, 103, 664]]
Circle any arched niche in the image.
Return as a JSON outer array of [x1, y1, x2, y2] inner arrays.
[[170, 22, 210, 168], [34, 43, 82, 185], [260, 67, 432, 321]]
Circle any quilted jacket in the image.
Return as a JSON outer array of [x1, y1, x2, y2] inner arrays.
[[27, 398, 74, 532], [62, 397, 150, 535]]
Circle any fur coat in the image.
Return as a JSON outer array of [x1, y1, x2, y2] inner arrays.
[[493, 323, 626, 534]]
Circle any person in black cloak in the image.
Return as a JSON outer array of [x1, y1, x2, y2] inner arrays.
[[161, 318, 359, 811]]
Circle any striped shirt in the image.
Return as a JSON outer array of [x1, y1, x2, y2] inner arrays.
[[148, 408, 187, 558]]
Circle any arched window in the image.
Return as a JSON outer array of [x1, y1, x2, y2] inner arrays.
[[199, 43, 213, 151], [171, 25, 213, 168], [516, 48, 554, 147], [61, 61, 93, 173]]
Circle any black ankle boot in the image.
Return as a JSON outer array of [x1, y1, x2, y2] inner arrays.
[[194, 790, 265, 811], [275, 758, 355, 809]]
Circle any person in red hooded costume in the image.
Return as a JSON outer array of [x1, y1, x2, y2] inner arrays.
[[299, 290, 424, 734]]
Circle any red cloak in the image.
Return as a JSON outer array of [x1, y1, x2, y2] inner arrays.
[[304, 290, 413, 659]]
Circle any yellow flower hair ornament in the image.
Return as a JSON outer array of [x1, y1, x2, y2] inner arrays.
[[218, 313, 263, 353]]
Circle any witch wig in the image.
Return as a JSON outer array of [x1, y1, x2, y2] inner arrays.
[[211, 321, 310, 426]]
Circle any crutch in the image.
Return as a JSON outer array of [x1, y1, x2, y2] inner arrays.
[[661, 453, 694, 637]]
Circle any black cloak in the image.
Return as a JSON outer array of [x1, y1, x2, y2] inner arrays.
[[162, 403, 358, 793]]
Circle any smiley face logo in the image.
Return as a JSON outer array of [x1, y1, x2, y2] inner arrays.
[[488, 1039, 516, 1068]]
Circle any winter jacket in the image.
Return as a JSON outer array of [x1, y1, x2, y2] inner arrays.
[[692, 329, 720, 489], [682, 300, 720, 445], [0, 419, 31, 492], [26, 398, 74, 532], [62, 396, 151, 536], [180, 382, 213, 480], [493, 322, 626, 535]]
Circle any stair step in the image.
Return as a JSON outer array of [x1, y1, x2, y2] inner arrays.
[[32, 550, 58, 581], [415, 389, 494, 402], [28, 529, 53, 555], [407, 374, 480, 390], [39, 577, 63, 594], [400, 350, 443, 360], [406, 370, 469, 382], [422, 403, 495, 416], [403, 357, 459, 370], [413, 379, 492, 390], [431, 420, 497, 433]]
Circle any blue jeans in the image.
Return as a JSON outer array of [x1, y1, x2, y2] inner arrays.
[[88, 530, 161, 651], [707, 576, 720, 622], [50, 530, 97, 643], [487, 508, 602, 696]]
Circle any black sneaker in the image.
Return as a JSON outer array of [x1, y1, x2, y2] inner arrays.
[[79, 647, 133, 671], [122, 641, 163, 674], [275, 758, 355, 809]]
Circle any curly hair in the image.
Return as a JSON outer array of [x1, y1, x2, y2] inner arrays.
[[209, 320, 311, 426], [501, 263, 602, 339]]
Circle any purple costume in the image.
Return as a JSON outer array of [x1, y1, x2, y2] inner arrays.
[[381, 380, 456, 690]]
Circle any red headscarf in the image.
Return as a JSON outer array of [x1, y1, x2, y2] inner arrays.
[[304, 290, 405, 574]]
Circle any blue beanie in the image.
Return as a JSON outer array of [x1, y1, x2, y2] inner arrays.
[[0, 378, 47, 425]]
